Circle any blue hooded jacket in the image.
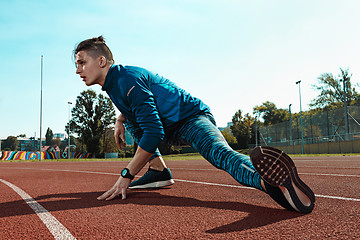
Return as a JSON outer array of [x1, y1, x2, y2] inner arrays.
[[102, 64, 211, 154]]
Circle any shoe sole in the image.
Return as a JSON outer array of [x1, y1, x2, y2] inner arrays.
[[250, 146, 315, 214], [128, 179, 175, 189]]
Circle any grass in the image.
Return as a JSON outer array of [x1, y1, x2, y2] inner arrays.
[[1, 152, 359, 163], [0, 153, 205, 163], [290, 153, 360, 157]]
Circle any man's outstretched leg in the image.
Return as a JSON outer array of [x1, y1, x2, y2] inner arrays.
[[177, 114, 315, 214]]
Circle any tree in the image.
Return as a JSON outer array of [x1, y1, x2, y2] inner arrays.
[[53, 137, 61, 148], [3, 136, 18, 151], [253, 101, 288, 126], [103, 128, 118, 153], [310, 68, 359, 109], [69, 90, 116, 155], [221, 130, 237, 144], [230, 110, 255, 149], [45, 128, 54, 146]]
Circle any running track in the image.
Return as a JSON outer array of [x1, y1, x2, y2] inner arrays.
[[1, 156, 359, 239]]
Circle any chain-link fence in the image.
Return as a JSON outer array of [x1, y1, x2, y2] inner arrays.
[[258, 106, 360, 147]]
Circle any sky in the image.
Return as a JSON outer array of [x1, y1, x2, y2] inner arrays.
[[1, 0, 359, 139]]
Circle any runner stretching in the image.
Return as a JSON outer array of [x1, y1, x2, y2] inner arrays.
[[74, 36, 315, 214]]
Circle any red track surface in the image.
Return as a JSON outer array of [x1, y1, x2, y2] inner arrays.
[[1, 156, 359, 239]]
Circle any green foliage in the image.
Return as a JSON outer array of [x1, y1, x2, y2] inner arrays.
[[3, 136, 18, 151], [157, 142, 182, 155], [118, 145, 135, 158], [253, 101, 289, 126], [68, 90, 116, 155], [45, 128, 54, 146], [221, 130, 237, 144], [310, 68, 360, 109], [230, 110, 255, 148], [53, 137, 61, 148], [103, 128, 118, 153]]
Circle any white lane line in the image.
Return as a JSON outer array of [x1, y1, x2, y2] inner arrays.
[[2, 167, 360, 202], [5, 166, 360, 178], [301, 172, 360, 178], [174, 179, 360, 202], [301, 166, 360, 169], [314, 194, 360, 202], [0, 179, 76, 240], [294, 159, 360, 162], [174, 179, 254, 190]]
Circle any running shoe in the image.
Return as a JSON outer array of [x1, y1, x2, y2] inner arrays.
[[129, 168, 175, 189], [250, 146, 315, 214]]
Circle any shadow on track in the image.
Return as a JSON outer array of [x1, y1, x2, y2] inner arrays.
[[0, 190, 302, 233]]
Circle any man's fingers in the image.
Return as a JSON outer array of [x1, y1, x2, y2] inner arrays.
[[98, 188, 117, 200], [97, 188, 126, 201], [106, 192, 119, 201], [121, 188, 127, 200], [105, 188, 121, 201], [97, 193, 108, 200]]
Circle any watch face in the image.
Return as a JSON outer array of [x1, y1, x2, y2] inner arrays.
[[121, 168, 128, 176]]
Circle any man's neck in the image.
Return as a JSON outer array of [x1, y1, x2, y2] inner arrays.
[[98, 65, 112, 87]]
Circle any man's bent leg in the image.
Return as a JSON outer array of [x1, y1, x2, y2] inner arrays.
[[148, 156, 168, 171], [125, 120, 174, 189]]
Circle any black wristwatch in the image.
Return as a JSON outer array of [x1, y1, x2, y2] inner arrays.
[[121, 168, 134, 180]]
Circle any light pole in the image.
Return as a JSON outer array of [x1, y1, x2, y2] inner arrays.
[[296, 80, 304, 154], [255, 116, 258, 147], [39, 55, 43, 161], [289, 104, 292, 145], [340, 78, 349, 140], [68, 102, 72, 159]]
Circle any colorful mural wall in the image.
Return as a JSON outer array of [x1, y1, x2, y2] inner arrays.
[[0, 151, 91, 160]]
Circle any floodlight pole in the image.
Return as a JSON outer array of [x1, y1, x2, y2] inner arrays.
[[39, 55, 43, 161], [255, 116, 258, 147], [341, 78, 349, 140], [289, 104, 292, 145], [296, 80, 304, 154], [68, 102, 72, 159]]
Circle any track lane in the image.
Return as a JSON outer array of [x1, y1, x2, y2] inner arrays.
[[0, 179, 76, 240], [1, 157, 359, 239]]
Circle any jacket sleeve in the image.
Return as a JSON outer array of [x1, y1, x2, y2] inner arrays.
[[125, 75, 165, 154]]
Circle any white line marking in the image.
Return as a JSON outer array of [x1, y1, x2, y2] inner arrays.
[[11, 167, 360, 178], [3, 167, 360, 202], [174, 179, 360, 202], [174, 179, 254, 190], [301, 172, 360, 178], [0, 179, 76, 240], [301, 166, 360, 169], [294, 159, 360, 162], [315, 194, 360, 202]]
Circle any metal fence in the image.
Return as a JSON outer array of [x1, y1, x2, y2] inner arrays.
[[258, 106, 360, 147]]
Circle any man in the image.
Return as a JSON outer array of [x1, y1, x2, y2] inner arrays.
[[74, 36, 315, 214]]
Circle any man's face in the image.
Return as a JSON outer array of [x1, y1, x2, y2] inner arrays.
[[75, 50, 102, 86]]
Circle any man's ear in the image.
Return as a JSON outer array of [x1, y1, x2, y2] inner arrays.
[[99, 56, 107, 68]]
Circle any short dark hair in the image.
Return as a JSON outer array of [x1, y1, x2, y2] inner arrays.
[[74, 36, 114, 64]]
